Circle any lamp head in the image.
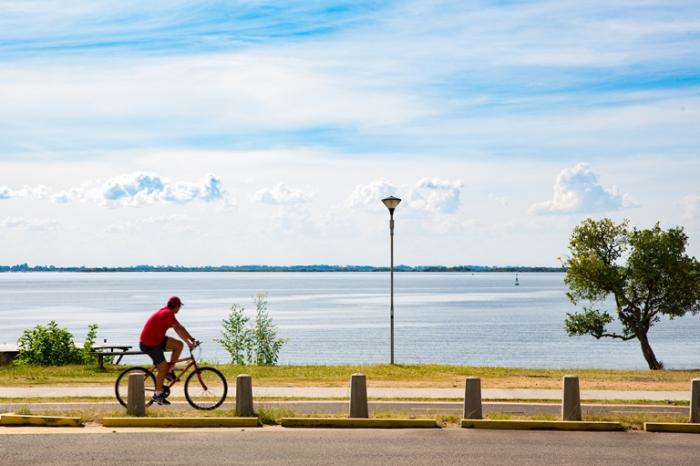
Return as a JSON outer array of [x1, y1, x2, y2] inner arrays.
[[382, 196, 402, 214]]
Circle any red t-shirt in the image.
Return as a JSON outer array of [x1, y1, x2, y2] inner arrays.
[[140, 307, 180, 346]]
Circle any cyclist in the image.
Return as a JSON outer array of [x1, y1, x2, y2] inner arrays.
[[139, 296, 197, 405]]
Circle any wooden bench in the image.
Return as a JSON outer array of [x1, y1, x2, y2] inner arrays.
[[89, 346, 144, 370]]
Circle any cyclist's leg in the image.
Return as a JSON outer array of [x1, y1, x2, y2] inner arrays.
[[140, 341, 169, 393], [154, 361, 169, 391], [165, 337, 184, 368]]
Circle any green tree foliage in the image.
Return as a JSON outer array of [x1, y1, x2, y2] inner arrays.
[[216, 293, 287, 366], [252, 293, 287, 366], [563, 218, 700, 370], [214, 304, 253, 365], [15, 321, 101, 366]]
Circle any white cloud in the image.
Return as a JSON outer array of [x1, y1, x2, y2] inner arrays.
[[680, 195, 700, 220], [0, 184, 49, 200], [348, 178, 399, 210], [408, 178, 463, 213], [0, 217, 60, 231], [253, 183, 313, 206], [530, 163, 636, 215], [101, 172, 226, 207], [348, 178, 462, 213]]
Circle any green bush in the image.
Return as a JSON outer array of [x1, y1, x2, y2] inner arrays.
[[216, 293, 287, 366], [15, 321, 100, 366]]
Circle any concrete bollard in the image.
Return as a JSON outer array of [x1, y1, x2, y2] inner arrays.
[[561, 375, 582, 421], [127, 373, 145, 417], [463, 377, 482, 419], [349, 373, 369, 418], [236, 374, 255, 417], [690, 379, 700, 423]]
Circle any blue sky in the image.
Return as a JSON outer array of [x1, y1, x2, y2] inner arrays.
[[0, 0, 698, 265]]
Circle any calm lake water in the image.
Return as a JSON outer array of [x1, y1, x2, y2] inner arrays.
[[1, 272, 698, 369]]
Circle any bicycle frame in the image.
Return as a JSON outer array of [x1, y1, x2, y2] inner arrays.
[[145, 346, 210, 391]]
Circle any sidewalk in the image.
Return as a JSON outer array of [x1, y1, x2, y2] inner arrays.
[[0, 385, 690, 401]]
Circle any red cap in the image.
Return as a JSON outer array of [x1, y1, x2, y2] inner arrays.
[[167, 296, 183, 308]]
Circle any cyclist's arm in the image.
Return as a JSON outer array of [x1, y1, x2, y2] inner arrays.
[[173, 323, 195, 346]]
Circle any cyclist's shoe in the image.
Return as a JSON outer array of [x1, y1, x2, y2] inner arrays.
[[165, 370, 176, 382], [152, 392, 171, 406]]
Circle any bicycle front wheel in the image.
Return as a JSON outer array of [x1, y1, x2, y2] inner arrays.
[[115, 367, 157, 408], [184, 367, 228, 410]]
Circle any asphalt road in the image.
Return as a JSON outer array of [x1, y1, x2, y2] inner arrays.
[[2, 428, 700, 465]]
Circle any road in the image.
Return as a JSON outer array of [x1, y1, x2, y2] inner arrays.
[[1, 428, 699, 465]]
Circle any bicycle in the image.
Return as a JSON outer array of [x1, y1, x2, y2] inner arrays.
[[114, 341, 228, 410]]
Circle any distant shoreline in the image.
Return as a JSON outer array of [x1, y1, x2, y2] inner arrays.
[[0, 264, 565, 273]]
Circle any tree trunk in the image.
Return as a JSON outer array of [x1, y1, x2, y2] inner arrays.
[[637, 331, 663, 370]]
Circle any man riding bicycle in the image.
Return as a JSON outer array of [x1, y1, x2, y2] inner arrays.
[[139, 296, 197, 405]]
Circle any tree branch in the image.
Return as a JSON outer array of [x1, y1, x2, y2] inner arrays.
[[597, 332, 636, 341]]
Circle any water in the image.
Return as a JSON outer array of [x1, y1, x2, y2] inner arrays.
[[1, 272, 698, 369]]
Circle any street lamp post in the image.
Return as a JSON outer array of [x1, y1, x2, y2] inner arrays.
[[381, 196, 401, 365]]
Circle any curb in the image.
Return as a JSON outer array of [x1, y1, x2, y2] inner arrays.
[[461, 419, 625, 431], [644, 422, 700, 434], [280, 418, 439, 428], [102, 417, 259, 428], [0, 414, 82, 427]]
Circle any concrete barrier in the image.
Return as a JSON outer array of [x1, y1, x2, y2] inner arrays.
[[0, 414, 82, 427], [236, 374, 254, 417], [127, 372, 145, 417], [463, 377, 482, 419], [690, 379, 700, 423], [350, 373, 368, 418], [102, 417, 259, 428], [461, 419, 624, 431], [281, 418, 438, 428], [645, 422, 700, 434], [562, 375, 581, 421]]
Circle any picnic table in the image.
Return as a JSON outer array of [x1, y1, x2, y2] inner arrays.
[[89, 345, 144, 370]]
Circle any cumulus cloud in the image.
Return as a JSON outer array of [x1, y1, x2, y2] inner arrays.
[[348, 178, 462, 213], [0, 185, 49, 200], [680, 195, 700, 220], [348, 178, 399, 210], [253, 183, 313, 206], [530, 163, 636, 215], [408, 178, 463, 213], [0, 217, 60, 231], [101, 172, 226, 207]]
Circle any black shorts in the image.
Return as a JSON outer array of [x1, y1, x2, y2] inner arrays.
[[139, 337, 169, 365]]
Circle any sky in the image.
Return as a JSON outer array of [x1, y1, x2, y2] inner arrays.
[[0, 0, 698, 267]]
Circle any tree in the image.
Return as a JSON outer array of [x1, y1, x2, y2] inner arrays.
[[251, 294, 287, 366], [215, 294, 287, 366], [16, 321, 101, 366], [215, 304, 253, 365], [563, 218, 700, 370]]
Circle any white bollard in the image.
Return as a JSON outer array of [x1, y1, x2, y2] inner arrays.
[[690, 379, 700, 423], [127, 373, 145, 417], [463, 377, 482, 419], [349, 373, 369, 418], [561, 375, 582, 421], [236, 374, 254, 417]]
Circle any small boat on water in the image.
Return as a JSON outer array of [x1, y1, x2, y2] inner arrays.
[[514, 273, 520, 286]]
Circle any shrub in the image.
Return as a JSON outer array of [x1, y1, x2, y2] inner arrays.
[[214, 304, 253, 365], [216, 293, 287, 366], [15, 321, 101, 366]]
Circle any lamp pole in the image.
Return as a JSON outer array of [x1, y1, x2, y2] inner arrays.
[[382, 196, 401, 365]]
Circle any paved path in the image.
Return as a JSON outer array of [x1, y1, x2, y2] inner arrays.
[[2, 428, 700, 465], [0, 400, 689, 417], [0, 385, 690, 401]]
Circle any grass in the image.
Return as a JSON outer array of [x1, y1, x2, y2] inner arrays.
[[1, 363, 699, 390]]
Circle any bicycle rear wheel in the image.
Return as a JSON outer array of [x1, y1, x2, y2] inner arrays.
[[184, 367, 228, 410], [115, 367, 157, 408]]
